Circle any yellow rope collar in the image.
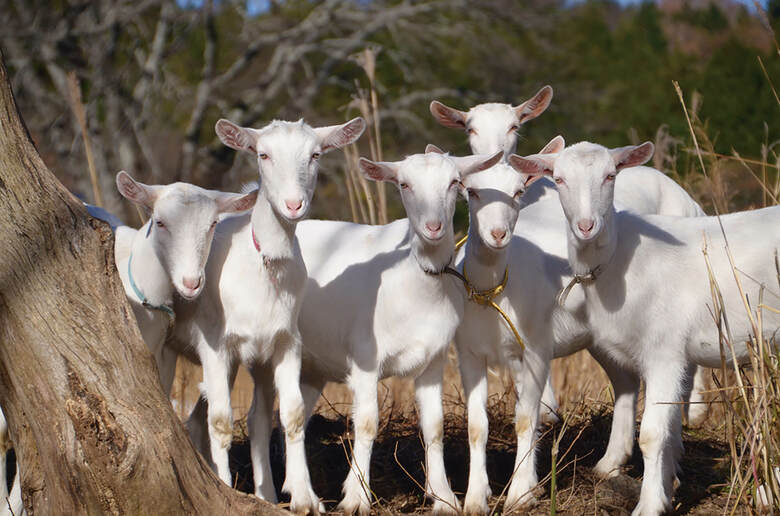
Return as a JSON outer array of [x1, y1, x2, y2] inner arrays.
[[444, 233, 525, 352], [556, 264, 603, 307], [462, 266, 525, 352], [455, 234, 468, 251]]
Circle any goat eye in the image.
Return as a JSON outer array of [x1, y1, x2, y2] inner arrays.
[[467, 189, 479, 199], [605, 173, 616, 182], [509, 125, 519, 133], [466, 128, 476, 135], [211, 220, 218, 228], [258, 153, 269, 160], [155, 220, 165, 228], [450, 179, 461, 188], [312, 152, 321, 161], [399, 182, 409, 190], [513, 189, 524, 199], [553, 177, 564, 185]]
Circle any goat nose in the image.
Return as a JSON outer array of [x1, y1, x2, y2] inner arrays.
[[285, 198, 303, 212], [182, 276, 201, 290], [491, 228, 507, 241], [425, 221, 442, 233], [577, 219, 595, 233]]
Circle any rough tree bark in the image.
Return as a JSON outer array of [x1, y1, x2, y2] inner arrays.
[[0, 52, 285, 514]]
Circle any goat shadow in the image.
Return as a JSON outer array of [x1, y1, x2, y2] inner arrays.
[[226, 407, 728, 513], [591, 211, 684, 313], [297, 224, 411, 381]]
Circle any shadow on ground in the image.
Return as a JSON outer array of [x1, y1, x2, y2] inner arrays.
[[223, 404, 737, 514]]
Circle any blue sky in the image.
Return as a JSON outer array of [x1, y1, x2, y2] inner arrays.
[[178, 0, 270, 15], [615, 0, 760, 7]]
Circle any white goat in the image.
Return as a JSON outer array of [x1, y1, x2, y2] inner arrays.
[[172, 117, 365, 514], [439, 137, 574, 513], [113, 172, 258, 394], [511, 141, 780, 516], [288, 150, 502, 515]]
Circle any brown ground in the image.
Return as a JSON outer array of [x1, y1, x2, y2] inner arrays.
[[170, 347, 752, 515]]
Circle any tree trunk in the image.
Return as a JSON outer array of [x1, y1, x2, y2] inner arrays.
[[0, 50, 284, 515]]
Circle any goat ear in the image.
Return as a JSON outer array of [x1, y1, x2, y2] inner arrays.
[[514, 85, 553, 125], [508, 153, 556, 178], [451, 150, 503, 177], [425, 144, 445, 154], [215, 119, 258, 153], [539, 135, 565, 155], [116, 171, 156, 209], [315, 117, 366, 153], [216, 189, 258, 214], [359, 158, 398, 184], [610, 142, 654, 171], [429, 100, 467, 129]]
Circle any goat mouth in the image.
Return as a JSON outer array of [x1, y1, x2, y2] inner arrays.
[[482, 239, 508, 250], [177, 287, 201, 300], [423, 231, 445, 243], [281, 206, 308, 222], [576, 228, 598, 241]]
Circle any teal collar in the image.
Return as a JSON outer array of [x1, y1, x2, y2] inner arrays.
[[127, 253, 175, 320]]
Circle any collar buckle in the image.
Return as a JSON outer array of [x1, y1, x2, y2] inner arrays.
[[557, 264, 603, 307]]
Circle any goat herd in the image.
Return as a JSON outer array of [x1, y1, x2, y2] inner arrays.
[[3, 86, 779, 516]]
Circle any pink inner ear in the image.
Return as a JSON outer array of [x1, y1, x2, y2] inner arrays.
[[235, 193, 257, 212], [364, 165, 385, 182], [616, 143, 654, 170], [321, 119, 364, 151], [217, 121, 254, 152], [431, 101, 466, 129], [517, 86, 553, 122], [343, 120, 365, 142], [119, 176, 142, 201], [222, 126, 242, 147], [510, 156, 551, 177]]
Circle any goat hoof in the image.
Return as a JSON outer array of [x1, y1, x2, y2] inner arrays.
[[463, 498, 490, 516], [463, 485, 491, 515], [285, 481, 323, 516], [503, 488, 537, 515], [337, 492, 370, 516], [594, 458, 624, 479], [431, 493, 461, 515], [289, 495, 324, 515], [538, 409, 560, 425], [631, 500, 669, 516]]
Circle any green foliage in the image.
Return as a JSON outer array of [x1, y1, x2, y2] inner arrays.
[[675, 1, 729, 31]]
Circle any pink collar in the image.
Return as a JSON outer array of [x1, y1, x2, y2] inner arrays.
[[252, 228, 261, 252]]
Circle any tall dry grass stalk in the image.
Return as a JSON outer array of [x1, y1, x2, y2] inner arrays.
[[66, 71, 103, 208], [676, 79, 780, 512], [344, 48, 389, 225]]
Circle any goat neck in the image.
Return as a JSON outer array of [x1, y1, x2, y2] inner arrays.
[[249, 187, 297, 262], [129, 221, 173, 306]]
